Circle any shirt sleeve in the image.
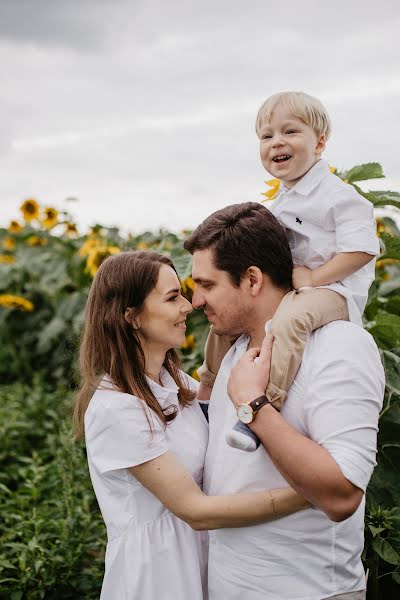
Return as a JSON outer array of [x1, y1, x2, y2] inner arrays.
[[324, 185, 380, 256], [304, 324, 385, 492], [85, 391, 168, 474]]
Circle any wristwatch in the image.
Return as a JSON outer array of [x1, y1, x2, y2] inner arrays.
[[236, 395, 271, 424]]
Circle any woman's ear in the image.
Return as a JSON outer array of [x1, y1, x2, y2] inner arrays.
[[125, 307, 140, 329]]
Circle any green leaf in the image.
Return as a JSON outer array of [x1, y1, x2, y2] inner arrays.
[[382, 351, 400, 397], [341, 162, 384, 183], [379, 233, 400, 261], [365, 190, 400, 210], [393, 570, 400, 584], [372, 536, 400, 565], [385, 297, 400, 317], [368, 524, 386, 537], [36, 317, 66, 354], [367, 311, 400, 349]]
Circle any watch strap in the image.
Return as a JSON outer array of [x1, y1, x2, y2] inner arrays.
[[248, 394, 271, 414]]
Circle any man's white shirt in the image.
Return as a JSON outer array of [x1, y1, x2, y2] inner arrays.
[[268, 160, 380, 325], [204, 321, 384, 600]]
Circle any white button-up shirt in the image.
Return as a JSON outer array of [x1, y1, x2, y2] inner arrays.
[[204, 321, 384, 600], [268, 159, 380, 324]]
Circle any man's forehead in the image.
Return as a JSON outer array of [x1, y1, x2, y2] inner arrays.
[[192, 248, 220, 281]]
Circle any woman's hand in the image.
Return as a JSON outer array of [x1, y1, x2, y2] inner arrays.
[[227, 334, 274, 408]]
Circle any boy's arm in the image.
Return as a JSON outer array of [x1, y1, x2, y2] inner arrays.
[[293, 251, 374, 289]]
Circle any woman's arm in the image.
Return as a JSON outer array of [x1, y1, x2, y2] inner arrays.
[[129, 451, 309, 531]]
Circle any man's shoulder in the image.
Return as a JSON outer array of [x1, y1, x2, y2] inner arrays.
[[306, 321, 381, 365]]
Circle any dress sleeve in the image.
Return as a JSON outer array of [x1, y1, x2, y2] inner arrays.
[[325, 186, 380, 256], [304, 325, 385, 492], [85, 392, 168, 474]]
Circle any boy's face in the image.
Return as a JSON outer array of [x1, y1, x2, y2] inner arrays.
[[258, 104, 326, 189]]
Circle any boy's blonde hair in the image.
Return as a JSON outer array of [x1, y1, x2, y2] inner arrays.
[[256, 91, 331, 141]]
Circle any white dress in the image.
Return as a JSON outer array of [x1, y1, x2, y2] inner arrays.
[[84, 367, 209, 600]]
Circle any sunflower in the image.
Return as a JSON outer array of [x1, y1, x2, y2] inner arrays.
[[78, 237, 103, 257], [376, 219, 387, 238], [181, 276, 195, 294], [329, 165, 337, 174], [0, 255, 15, 264], [86, 246, 121, 277], [191, 368, 200, 382], [2, 237, 16, 251], [41, 207, 59, 229], [0, 294, 34, 311], [20, 198, 40, 222], [181, 334, 195, 351], [261, 178, 281, 201], [136, 241, 148, 250], [376, 258, 398, 269], [26, 235, 48, 247], [8, 220, 23, 233], [65, 222, 78, 236]]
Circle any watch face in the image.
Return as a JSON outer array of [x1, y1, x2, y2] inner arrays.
[[237, 404, 253, 424]]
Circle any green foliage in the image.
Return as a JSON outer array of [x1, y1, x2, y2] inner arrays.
[[0, 165, 400, 598], [0, 379, 106, 599]]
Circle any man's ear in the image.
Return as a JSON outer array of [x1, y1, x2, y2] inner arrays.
[[125, 307, 140, 329], [246, 266, 263, 296]]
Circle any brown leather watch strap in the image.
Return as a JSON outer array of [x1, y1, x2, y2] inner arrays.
[[248, 394, 271, 414]]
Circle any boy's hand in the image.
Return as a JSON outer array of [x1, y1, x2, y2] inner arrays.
[[293, 265, 313, 289], [227, 334, 274, 408]]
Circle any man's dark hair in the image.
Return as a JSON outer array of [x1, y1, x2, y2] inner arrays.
[[184, 202, 293, 290]]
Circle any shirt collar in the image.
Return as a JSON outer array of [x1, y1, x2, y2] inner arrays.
[[146, 366, 180, 410], [279, 158, 330, 197], [103, 367, 179, 410]]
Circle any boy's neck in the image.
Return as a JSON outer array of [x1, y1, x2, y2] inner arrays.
[[283, 157, 322, 190]]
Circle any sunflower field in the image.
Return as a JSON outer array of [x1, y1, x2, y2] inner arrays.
[[1, 165, 400, 600]]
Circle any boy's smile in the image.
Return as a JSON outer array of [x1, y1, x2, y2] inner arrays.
[[258, 104, 326, 189]]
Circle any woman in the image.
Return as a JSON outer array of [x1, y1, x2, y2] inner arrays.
[[73, 250, 308, 600]]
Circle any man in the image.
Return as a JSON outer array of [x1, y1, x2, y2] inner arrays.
[[184, 202, 384, 600]]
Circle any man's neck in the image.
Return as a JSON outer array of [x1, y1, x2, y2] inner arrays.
[[248, 287, 288, 348]]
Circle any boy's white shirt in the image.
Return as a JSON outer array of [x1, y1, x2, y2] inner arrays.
[[268, 159, 380, 325]]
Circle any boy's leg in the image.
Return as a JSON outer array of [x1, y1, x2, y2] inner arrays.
[[267, 288, 349, 409], [197, 326, 237, 392], [226, 288, 348, 451]]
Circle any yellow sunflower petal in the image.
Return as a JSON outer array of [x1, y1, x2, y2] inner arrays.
[[8, 220, 23, 233], [2, 237, 16, 251], [85, 246, 121, 277], [41, 207, 59, 229], [20, 199, 40, 222], [0, 294, 34, 311]]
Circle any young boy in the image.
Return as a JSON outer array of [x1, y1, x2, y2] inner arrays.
[[197, 91, 380, 451]]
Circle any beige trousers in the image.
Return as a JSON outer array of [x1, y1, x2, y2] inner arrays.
[[324, 591, 366, 600], [198, 288, 349, 409]]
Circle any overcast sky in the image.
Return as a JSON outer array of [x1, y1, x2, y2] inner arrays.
[[1, 0, 399, 235]]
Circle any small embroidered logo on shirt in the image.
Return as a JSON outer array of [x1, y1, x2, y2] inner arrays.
[[296, 217, 302, 225]]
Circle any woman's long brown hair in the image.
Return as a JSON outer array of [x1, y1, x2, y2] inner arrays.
[[72, 250, 195, 440]]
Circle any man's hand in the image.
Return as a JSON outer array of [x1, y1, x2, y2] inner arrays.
[[227, 334, 274, 407], [292, 265, 313, 289]]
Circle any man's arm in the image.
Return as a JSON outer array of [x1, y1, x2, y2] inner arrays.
[[246, 405, 362, 521], [228, 329, 384, 522]]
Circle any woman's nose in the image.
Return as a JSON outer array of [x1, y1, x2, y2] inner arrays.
[[181, 297, 193, 315]]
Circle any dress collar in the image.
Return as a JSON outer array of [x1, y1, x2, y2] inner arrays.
[[278, 158, 330, 197], [146, 367, 180, 410]]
